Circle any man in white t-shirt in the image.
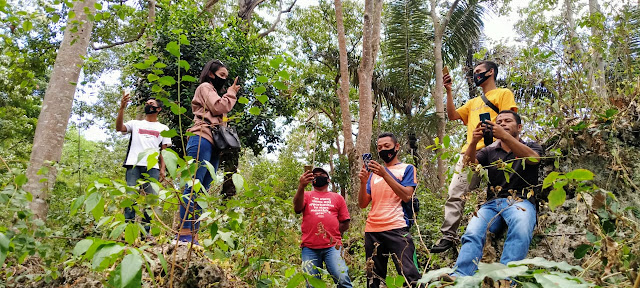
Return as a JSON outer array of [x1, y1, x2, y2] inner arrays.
[[116, 91, 172, 234]]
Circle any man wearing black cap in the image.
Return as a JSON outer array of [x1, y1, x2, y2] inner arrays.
[[294, 167, 352, 287]]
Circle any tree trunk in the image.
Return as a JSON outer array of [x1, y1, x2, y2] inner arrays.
[[465, 46, 476, 99], [334, 0, 358, 199], [146, 0, 156, 49], [24, 0, 96, 220], [430, 0, 460, 188], [588, 0, 606, 100], [355, 0, 382, 160]]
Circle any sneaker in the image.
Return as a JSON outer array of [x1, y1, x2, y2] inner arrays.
[[430, 239, 453, 253], [173, 235, 200, 246]]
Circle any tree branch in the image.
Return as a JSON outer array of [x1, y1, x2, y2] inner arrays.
[[92, 24, 146, 50], [258, 0, 297, 38], [198, 0, 220, 17], [441, 0, 461, 29]]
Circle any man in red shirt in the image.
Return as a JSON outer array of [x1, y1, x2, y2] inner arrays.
[[294, 167, 352, 287]]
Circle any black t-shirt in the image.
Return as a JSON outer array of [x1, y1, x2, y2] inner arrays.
[[476, 139, 543, 202]]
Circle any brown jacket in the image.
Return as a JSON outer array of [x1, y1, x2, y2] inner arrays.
[[187, 82, 238, 144]]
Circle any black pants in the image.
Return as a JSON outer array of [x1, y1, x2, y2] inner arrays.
[[365, 227, 422, 287]]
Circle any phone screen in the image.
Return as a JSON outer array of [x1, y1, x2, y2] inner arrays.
[[362, 153, 372, 171], [304, 165, 313, 172], [479, 112, 491, 123]]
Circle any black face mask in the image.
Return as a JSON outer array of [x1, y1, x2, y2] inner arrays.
[[312, 176, 329, 188], [211, 74, 227, 92], [144, 104, 159, 115], [378, 148, 398, 163], [473, 70, 491, 87]]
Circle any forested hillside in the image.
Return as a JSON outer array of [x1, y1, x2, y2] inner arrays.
[[1, 0, 639, 287]]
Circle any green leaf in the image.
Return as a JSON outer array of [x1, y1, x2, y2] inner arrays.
[[73, 239, 94, 257], [543, 172, 560, 189], [0, 232, 10, 265], [249, 107, 261, 115], [23, 20, 32, 31], [165, 41, 180, 57], [121, 253, 143, 288], [110, 223, 127, 240], [417, 267, 455, 283], [70, 195, 85, 216], [305, 275, 326, 288], [179, 34, 190, 45], [269, 57, 283, 69], [133, 62, 149, 70], [52, 14, 60, 23], [256, 76, 268, 83], [533, 272, 591, 288], [238, 97, 249, 105], [475, 262, 529, 281], [209, 222, 218, 238], [92, 243, 124, 270], [157, 252, 168, 274], [286, 273, 304, 288], [158, 76, 176, 86], [253, 86, 267, 94], [154, 62, 167, 69], [124, 224, 138, 245], [69, 10, 75, 19], [85, 192, 101, 212], [273, 81, 287, 90], [146, 152, 159, 171], [565, 169, 594, 181], [170, 103, 187, 115], [94, 2, 102, 10], [160, 129, 177, 138], [256, 95, 268, 104], [277, 70, 290, 80], [151, 85, 162, 92], [91, 197, 105, 220], [232, 173, 244, 192], [15, 174, 27, 187], [508, 257, 583, 271], [548, 184, 567, 211], [147, 74, 159, 82], [161, 149, 179, 178], [182, 75, 197, 82], [179, 60, 190, 71], [574, 244, 594, 259]]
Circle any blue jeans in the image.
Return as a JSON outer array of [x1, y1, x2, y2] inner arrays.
[[179, 136, 220, 232], [453, 198, 536, 277], [301, 246, 352, 288], [124, 166, 160, 233]]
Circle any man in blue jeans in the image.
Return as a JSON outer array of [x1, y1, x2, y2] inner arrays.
[[445, 110, 542, 280], [294, 167, 352, 287], [116, 90, 171, 235]]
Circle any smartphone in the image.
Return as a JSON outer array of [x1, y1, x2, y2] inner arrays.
[[362, 153, 372, 172], [304, 165, 313, 173], [479, 112, 491, 124], [442, 66, 449, 75], [123, 88, 131, 97]]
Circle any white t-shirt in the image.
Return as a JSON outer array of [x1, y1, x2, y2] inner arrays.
[[123, 120, 172, 169]]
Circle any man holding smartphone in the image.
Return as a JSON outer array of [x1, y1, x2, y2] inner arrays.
[[358, 132, 422, 287], [431, 61, 518, 253], [293, 167, 352, 287]]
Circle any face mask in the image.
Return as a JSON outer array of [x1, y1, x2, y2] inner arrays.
[[473, 70, 491, 87], [211, 74, 226, 92], [312, 176, 329, 188], [378, 148, 398, 163], [144, 104, 159, 115]]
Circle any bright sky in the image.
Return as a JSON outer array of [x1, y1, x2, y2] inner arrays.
[[77, 0, 526, 142]]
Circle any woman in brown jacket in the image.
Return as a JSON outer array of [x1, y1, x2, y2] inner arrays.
[[177, 59, 240, 244]]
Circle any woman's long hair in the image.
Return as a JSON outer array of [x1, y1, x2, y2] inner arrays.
[[198, 59, 226, 84]]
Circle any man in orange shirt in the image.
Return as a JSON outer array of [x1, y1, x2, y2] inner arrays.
[[431, 61, 518, 253], [359, 133, 421, 287]]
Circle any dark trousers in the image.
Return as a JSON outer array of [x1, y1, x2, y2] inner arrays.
[[365, 227, 422, 287]]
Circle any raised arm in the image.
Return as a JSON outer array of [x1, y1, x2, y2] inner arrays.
[[115, 91, 129, 132], [358, 166, 372, 208], [294, 171, 313, 213], [444, 74, 463, 122]]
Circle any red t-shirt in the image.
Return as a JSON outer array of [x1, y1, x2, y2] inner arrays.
[[299, 190, 350, 249]]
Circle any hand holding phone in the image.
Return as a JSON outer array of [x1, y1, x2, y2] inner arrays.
[[479, 112, 493, 146], [362, 153, 372, 172]]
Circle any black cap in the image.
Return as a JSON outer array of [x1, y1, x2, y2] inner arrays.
[[312, 167, 330, 177]]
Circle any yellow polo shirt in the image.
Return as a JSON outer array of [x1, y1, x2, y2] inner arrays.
[[456, 88, 517, 153]]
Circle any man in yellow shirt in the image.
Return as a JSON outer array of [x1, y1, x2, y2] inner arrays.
[[431, 61, 518, 253]]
